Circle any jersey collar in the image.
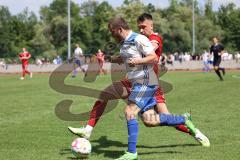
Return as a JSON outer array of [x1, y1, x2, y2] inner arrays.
[[125, 30, 133, 41]]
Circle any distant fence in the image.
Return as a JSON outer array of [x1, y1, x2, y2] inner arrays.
[[0, 60, 240, 74]]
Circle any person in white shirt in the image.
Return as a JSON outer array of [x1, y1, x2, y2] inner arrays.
[[72, 44, 85, 78], [202, 50, 211, 72]]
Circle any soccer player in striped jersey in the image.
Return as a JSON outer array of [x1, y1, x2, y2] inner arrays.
[[108, 17, 200, 160], [68, 15, 210, 151]]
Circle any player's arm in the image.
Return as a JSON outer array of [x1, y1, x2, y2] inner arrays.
[[129, 52, 157, 65], [19, 54, 24, 60], [151, 40, 159, 51], [129, 35, 158, 65], [26, 53, 31, 59], [219, 44, 225, 56]]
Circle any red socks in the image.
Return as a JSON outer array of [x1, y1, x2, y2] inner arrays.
[[87, 100, 107, 127]]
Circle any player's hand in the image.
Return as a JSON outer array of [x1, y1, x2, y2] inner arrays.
[[128, 58, 140, 67]]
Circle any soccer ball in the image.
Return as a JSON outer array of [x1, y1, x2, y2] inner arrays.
[[71, 138, 92, 158]]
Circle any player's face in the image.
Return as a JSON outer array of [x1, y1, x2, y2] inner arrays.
[[213, 37, 218, 44], [138, 20, 153, 36], [108, 26, 123, 43]]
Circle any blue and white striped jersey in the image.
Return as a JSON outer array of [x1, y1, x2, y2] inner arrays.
[[120, 31, 158, 86]]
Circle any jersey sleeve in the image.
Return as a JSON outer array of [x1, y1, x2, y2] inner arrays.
[[149, 34, 163, 52], [149, 34, 161, 44], [220, 44, 224, 51], [135, 35, 154, 56]]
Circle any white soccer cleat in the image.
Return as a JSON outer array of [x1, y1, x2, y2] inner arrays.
[[68, 126, 91, 139], [30, 72, 33, 78], [194, 128, 210, 147], [20, 77, 24, 80]]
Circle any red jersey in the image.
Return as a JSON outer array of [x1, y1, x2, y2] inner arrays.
[[96, 52, 104, 61], [149, 33, 163, 75], [19, 52, 31, 65]]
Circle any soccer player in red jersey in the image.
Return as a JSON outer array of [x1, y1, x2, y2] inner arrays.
[[19, 48, 32, 80], [96, 49, 106, 74], [68, 13, 209, 147]]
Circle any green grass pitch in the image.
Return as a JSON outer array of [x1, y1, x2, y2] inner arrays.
[[0, 71, 240, 160]]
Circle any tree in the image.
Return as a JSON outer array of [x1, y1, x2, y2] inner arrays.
[[217, 3, 240, 51], [205, 0, 214, 20], [0, 6, 12, 57]]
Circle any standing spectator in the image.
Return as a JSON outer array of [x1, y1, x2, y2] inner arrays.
[[96, 49, 106, 74], [0, 58, 8, 70], [166, 54, 173, 65], [36, 58, 43, 68], [53, 55, 62, 64], [179, 53, 184, 63], [202, 50, 211, 72], [160, 54, 167, 67], [18, 48, 32, 80], [235, 52, 240, 63]]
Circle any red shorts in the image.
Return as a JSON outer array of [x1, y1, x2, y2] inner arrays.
[[120, 79, 166, 104], [98, 60, 104, 67], [22, 62, 28, 67]]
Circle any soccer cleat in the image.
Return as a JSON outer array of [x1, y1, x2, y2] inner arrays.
[[194, 128, 210, 147], [115, 151, 138, 160], [183, 113, 197, 136], [20, 77, 24, 80], [30, 72, 33, 78], [68, 126, 91, 139]]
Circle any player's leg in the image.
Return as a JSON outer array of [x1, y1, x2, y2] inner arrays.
[[116, 83, 159, 160], [24, 64, 32, 77], [213, 59, 223, 80], [78, 59, 86, 72], [217, 59, 225, 75], [116, 103, 140, 160], [140, 108, 210, 147], [98, 60, 104, 74], [68, 81, 129, 139], [154, 88, 209, 146], [20, 64, 25, 80], [72, 60, 78, 78], [88, 81, 129, 126], [154, 87, 190, 134], [141, 108, 193, 129]]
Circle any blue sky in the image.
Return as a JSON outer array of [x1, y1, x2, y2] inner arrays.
[[0, 0, 239, 17]]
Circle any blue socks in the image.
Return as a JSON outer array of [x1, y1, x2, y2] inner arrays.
[[127, 119, 138, 153], [126, 115, 185, 153], [159, 113, 185, 126]]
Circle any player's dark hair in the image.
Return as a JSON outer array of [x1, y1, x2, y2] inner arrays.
[[137, 13, 153, 23], [108, 17, 130, 30]]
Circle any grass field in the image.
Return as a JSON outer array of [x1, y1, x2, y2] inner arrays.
[[0, 71, 240, 160]]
